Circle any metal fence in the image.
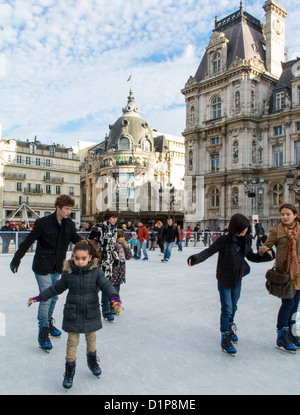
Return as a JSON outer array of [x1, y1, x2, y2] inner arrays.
[[0, 231, 228, 255]]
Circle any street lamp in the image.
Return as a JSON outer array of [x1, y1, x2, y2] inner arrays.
[[285, 164, 300, 204], [243, 178, 265, 198], [241, 178, 265, 218]]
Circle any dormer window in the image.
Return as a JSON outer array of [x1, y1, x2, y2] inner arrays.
[[275, 91, 285, 110], [213, 53, 221, 74], [119, 137, 130, 150]]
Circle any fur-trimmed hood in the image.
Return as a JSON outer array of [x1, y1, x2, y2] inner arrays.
[[63, 257, 100, 274]]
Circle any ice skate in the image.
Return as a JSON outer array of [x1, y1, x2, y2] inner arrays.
[[276, 327, 297, 354], [48, 317, 61, 337], [63, 361, 76, 389], [87, 351, 102, 378], [221, 332, 237, 356], [38, 326, 53, 352]]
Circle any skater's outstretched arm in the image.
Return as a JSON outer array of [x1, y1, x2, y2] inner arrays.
[[27, 273, 68, 306], [187, 237, 221, 266]]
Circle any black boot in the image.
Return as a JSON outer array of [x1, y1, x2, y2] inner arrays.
[[277, 327, 297, 353], [87, 351, 102, 377], [48, 318, 61, 337], [221, 332, 237, 355], [63, 361, 76, 389], [38, 326, 52, 351]]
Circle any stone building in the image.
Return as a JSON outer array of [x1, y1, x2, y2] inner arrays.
[[0, 136, 81, 226], [182, 0, 300, 231], [80, 90, 185, 226]]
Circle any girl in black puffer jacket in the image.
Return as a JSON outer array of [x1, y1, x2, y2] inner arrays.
[[28, 240, 121, 389], [187, 213, 273, 356]]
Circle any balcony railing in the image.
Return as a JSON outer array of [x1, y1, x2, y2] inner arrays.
[[3, 173, 26, 180], [43, 176, 64, 183]]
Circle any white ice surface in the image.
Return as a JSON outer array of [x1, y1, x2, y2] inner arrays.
[[0, 246, 299, 395]]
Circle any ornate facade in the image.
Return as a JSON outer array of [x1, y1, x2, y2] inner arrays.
[[80, 90, 185, 225], [182, 0, 300, 230]]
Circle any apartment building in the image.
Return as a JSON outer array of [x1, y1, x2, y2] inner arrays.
[[0, 136, 81, 227]]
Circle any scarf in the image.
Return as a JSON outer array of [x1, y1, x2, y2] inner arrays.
[[283, 222, 300, 282]]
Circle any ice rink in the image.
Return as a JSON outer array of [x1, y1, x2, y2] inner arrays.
[[0, 245, 299, 395]]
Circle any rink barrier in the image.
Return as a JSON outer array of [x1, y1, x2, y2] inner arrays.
[[0, 230, 262, 254]]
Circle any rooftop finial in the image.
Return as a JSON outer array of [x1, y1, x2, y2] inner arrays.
[[122, 89, 140, 115], [240, 1, 243, 10]]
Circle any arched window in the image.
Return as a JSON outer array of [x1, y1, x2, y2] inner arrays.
[[119, 137, 130, 150], [212, 96, 222, 119], [213, 53, 221, 74], [209, 187, 220, 208], [144, 139, 152, 152], [272, 184, 283, 206]]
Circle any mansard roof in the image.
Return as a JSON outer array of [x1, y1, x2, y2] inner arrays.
[[195, 8, 266, 81]]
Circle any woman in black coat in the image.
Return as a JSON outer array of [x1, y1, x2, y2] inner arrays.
[[188, 213, 272, 355]]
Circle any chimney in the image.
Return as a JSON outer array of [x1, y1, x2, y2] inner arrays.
[[263, 0, 287, 79]]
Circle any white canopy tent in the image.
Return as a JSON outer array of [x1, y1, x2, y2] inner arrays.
[[2, 203, 40, 227]]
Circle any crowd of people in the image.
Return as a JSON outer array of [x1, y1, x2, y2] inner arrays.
[[0, 217, 234, 255], [4, 195, 300, 389]]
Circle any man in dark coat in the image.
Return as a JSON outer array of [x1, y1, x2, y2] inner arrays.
[[161, 218, 179, 262], [1, 220, 13, 253], [10, 195, 81, 350], [253, 219, 264, 251]]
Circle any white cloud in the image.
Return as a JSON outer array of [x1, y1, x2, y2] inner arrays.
[[0, 0, 298, 147]]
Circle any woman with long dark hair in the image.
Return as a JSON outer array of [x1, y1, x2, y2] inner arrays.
[[188, 213, 272, 356], [259, 203, 300, 353]]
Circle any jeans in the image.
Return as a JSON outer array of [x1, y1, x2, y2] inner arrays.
[[178, 240, 183, 252], [34, 272, 60, 329], [218, 282, 242, 333], [137, 240, 148, 259], [277, 290, 300, 330], [164, 241, 175, 260]]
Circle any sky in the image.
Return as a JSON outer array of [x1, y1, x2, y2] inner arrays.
[[0, 0, 299, 149]]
